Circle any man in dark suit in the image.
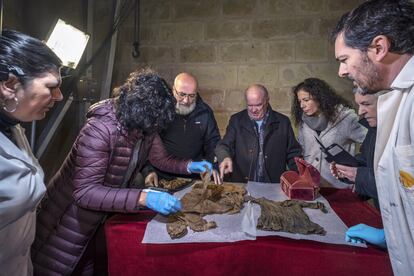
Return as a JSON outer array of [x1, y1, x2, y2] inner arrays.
[[215, 84, 302, 183]]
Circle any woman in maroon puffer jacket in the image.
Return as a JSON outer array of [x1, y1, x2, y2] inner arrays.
[[31, 69, 212, 275]]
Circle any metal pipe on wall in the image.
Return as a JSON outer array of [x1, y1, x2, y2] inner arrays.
[[100, 0, 121, 100], [0, 0, 3, 32]]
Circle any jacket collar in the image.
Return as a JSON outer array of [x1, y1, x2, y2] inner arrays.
[[0, 111, 19, 132], [319, 105, 353, 136], [0, 128, 21, 157], [359, 118, 376, 131], [390, 56, 414, 90], [0, 125, 39, 169], [240, 105, 280, 135], [266, 106, 281, 125]]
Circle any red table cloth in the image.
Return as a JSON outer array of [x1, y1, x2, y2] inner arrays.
[[105, 188, 392, 276]]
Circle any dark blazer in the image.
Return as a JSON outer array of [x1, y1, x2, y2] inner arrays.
[[215, 107, 302, 183]]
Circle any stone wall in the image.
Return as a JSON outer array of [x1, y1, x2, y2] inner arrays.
[[3, 0, 366, 135], [113, 0, 365, 134], [3, 0, 366, 179]]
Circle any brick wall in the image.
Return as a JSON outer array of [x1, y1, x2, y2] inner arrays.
[[113, 0, 365, 134]]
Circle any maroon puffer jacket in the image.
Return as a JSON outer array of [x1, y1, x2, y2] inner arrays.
[[31, 99, 189, 275]]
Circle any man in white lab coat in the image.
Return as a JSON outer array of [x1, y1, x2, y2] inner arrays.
[[331, 0, 414, 275]]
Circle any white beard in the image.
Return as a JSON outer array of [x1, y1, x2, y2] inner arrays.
[[176, 101, 196, 115]]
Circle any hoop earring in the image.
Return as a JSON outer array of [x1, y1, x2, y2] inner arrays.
[[3, 97, 19, 113]]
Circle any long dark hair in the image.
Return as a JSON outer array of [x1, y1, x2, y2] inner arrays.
[[114, 68, 176, 132], [0, 29, 61, 86], [291, 78, 351, 126], [331, 0, 414, 54]]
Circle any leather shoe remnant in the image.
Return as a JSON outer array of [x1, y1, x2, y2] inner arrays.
[[246, 195, 327, 235]]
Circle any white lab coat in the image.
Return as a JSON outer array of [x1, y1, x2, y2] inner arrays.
[[0, 125, 46, 276], [374, 56, 414, 275]]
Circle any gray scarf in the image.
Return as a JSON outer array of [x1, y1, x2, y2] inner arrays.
[[302, 113, 328, 132]]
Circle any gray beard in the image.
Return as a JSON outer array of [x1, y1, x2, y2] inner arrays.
[[176, 102, 196, 115]]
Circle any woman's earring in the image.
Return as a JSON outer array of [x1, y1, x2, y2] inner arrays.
[[3, 97, 19, 113]]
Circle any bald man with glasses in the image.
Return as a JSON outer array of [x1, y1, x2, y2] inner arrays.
[[148, 72, 221, 183]]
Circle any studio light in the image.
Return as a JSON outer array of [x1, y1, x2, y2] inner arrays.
[[46, 19, 89, 69]]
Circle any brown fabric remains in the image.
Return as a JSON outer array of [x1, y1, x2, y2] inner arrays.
[[167, 182, 246, 239], [182, 183, 246, 214], [158, 178, 191, 190], [246, 196, 327, 235], [167, 213, 217, 239]]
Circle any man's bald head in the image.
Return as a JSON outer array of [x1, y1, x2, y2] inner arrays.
[[174, 72, 198, 91], [245, 84, 269, 100], [245, 84, 269, 121]]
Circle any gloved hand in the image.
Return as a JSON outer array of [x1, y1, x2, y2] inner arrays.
[[145, 191, 182, 215], [345, 224, 386, 248], [187, 160, 213, 174]]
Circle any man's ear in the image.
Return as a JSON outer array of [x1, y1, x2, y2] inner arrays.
[[0, 75, 20, 99], [370, 35, 390, 62]]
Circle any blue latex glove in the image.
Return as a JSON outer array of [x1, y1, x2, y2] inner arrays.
[[187, 160, 213, 174], [145, 191, 182, 215], [345, 224, 386, 248]]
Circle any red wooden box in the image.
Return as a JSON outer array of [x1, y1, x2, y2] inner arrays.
[[280, 157, 321, 201]]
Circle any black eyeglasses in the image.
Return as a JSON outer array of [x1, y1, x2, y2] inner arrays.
[[173, 87, 197, 99]]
